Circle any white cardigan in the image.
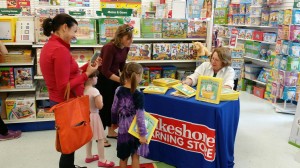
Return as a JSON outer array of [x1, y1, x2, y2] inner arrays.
[[187, 62, 235, 88]]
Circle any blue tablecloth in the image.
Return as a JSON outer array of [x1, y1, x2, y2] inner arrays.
[[144, 89, 240, 168]]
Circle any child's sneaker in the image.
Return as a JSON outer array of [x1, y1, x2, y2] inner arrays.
[[0, 130, 22, 141]]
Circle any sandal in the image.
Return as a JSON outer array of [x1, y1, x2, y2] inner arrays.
[[85, 155, 99, 163], [98, 160, 115, 167], [104, 141, 111, 147]]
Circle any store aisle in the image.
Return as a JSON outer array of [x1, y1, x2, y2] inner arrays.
[[0, 92, 300, 168]]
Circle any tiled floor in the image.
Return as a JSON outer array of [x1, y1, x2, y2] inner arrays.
[[1, 92, 300, 168]]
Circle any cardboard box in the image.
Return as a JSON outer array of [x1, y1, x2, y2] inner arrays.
[[6, 94, 36, 120], [253, 86, 265, 99]]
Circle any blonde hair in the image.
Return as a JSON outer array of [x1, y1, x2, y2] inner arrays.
[[210, 47, 231, 67], [120, 62, 143, 93], [111, 24, 133, 48]]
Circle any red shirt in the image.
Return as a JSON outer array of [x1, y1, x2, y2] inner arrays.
[[40, 35, 88, 103], [99, 42, 129, 78]]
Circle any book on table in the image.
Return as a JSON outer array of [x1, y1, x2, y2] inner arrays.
[[143, 86, 169, 94], [195, 76, 223, 104], [171, 83, 196, 98]]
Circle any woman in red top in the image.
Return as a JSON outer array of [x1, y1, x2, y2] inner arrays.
[[40, 14, 100, 168], [96, 24, 133, 142]]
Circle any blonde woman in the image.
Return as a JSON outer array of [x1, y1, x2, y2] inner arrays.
[[96, 24, 134, 145]]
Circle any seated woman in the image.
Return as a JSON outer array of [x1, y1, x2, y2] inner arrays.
[[183, 47, 235, 89]]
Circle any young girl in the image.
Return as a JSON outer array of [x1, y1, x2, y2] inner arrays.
[[84, 71, 115, 167], [111, 62, 148, 168]]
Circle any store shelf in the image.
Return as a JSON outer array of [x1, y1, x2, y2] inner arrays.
[[34, 76, 44, 80], [244, 56, 269, 63], [237, 38, 276, 45], [216, 24, 278, 29], [0, 86, 36, 92], [244, 77, 266, 85], [133, 38, 206, 42], [218, 37, 276, 45], [36, 96, 49, 100], [0, 57, 34, 66], [4, 118, 54, 124], [127, 60, 198, 63], [32, 44, 103, 48], [4, 42, 33, 46]]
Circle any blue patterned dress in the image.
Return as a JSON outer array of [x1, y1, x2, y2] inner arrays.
[[111, 86, 147, 160]]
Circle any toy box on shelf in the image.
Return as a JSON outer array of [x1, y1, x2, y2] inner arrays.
[[161, 66, 177, 79], [71, 19, 97, 45], [70, 49, 94, 64], [0, 17, 17, 42], [162, 19, 188, 38], [139, 67, 150, 86], [0, 50, 32, 63], [148, 66, 162, 83], [14, 67, 34, 89], [0, 67, 14, 89], [97, 18, 124, 44], [214, 8, 228, 24], [170, 43, 189, 60], [187, 19, 207, 38], [5, 93, 36, 120], [253, 86, 265, 99], [141, 19, 162, 38], [152, 43, 171, 60], [127, 44, 151, 61]]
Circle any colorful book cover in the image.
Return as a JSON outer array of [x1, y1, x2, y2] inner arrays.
[[141, 19, 162, 38], [282, 86, 296, 100], [127, 44, 151, 60], [187, 19, 207, 38], [196, 76, 223, 104], [98, 18, 124, 41], [290, 25, 300, 42], [172, 83, 196, 98], [143, 86, 168, 94], [287, 56, 300, 71], [170, 90, 190, 98], [71, 19, 96, 45], [0, 67, 14, 89], [283, 9, 292, 25], [128, 112, 158, 144], [152, 78, 180, 87], [152, 43, 171, 60], [14, 67, 33, 89], [35, 16, 50, 43], [170, 43, 189, 60], [284, 71, 298, 86], [162, 19, 188, 39], [278, 70, 285, 85]]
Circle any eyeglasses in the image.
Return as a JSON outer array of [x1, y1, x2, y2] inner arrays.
[[125, 26, 134, 32]]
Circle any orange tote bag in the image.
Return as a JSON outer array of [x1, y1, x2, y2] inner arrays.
[[50, 83, 92, 154]]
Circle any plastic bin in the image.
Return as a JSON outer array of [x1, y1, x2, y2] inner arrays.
[[148, 66, 162, 83]]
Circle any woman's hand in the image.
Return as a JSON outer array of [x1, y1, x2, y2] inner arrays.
[[139, 136, 147, 144], [182, 78, 193, 86], [85, 61, 99, 77], [92, 57, 102, 67]]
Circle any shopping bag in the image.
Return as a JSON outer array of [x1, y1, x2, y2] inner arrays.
[[50, 83, 93, 154]]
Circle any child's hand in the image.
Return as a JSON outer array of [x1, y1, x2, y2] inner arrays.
[[139, 136, 147, 144], [86, 61, 98, 77]]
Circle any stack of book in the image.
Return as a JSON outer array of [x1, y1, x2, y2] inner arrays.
[[143, 86, 169, 94], [171, 83, 196, 98], [220, 88, 240, 101], [152, 78, 180, 88]]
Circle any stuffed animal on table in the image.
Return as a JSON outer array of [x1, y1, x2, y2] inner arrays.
[[193, 42, 210, 58]]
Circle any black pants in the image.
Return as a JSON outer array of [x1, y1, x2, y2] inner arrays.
[[59, 152, 75, 168], [0, 115, 8, 135], [96, 73, 119, 129], [50, 100, 75, 168]]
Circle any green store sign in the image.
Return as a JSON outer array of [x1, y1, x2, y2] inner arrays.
[[69, 11, 86, 16], [295, 0, 300, 8], [102, 8, 132, 17], [0, 8, 21, 15]]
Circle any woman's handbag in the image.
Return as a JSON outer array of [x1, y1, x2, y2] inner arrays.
[[50, 83, 93, 154]]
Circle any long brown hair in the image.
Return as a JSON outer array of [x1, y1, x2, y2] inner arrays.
[[210, 47, 231, 67], [111, 24, 133, 48], [120, 62, 143, 93]]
